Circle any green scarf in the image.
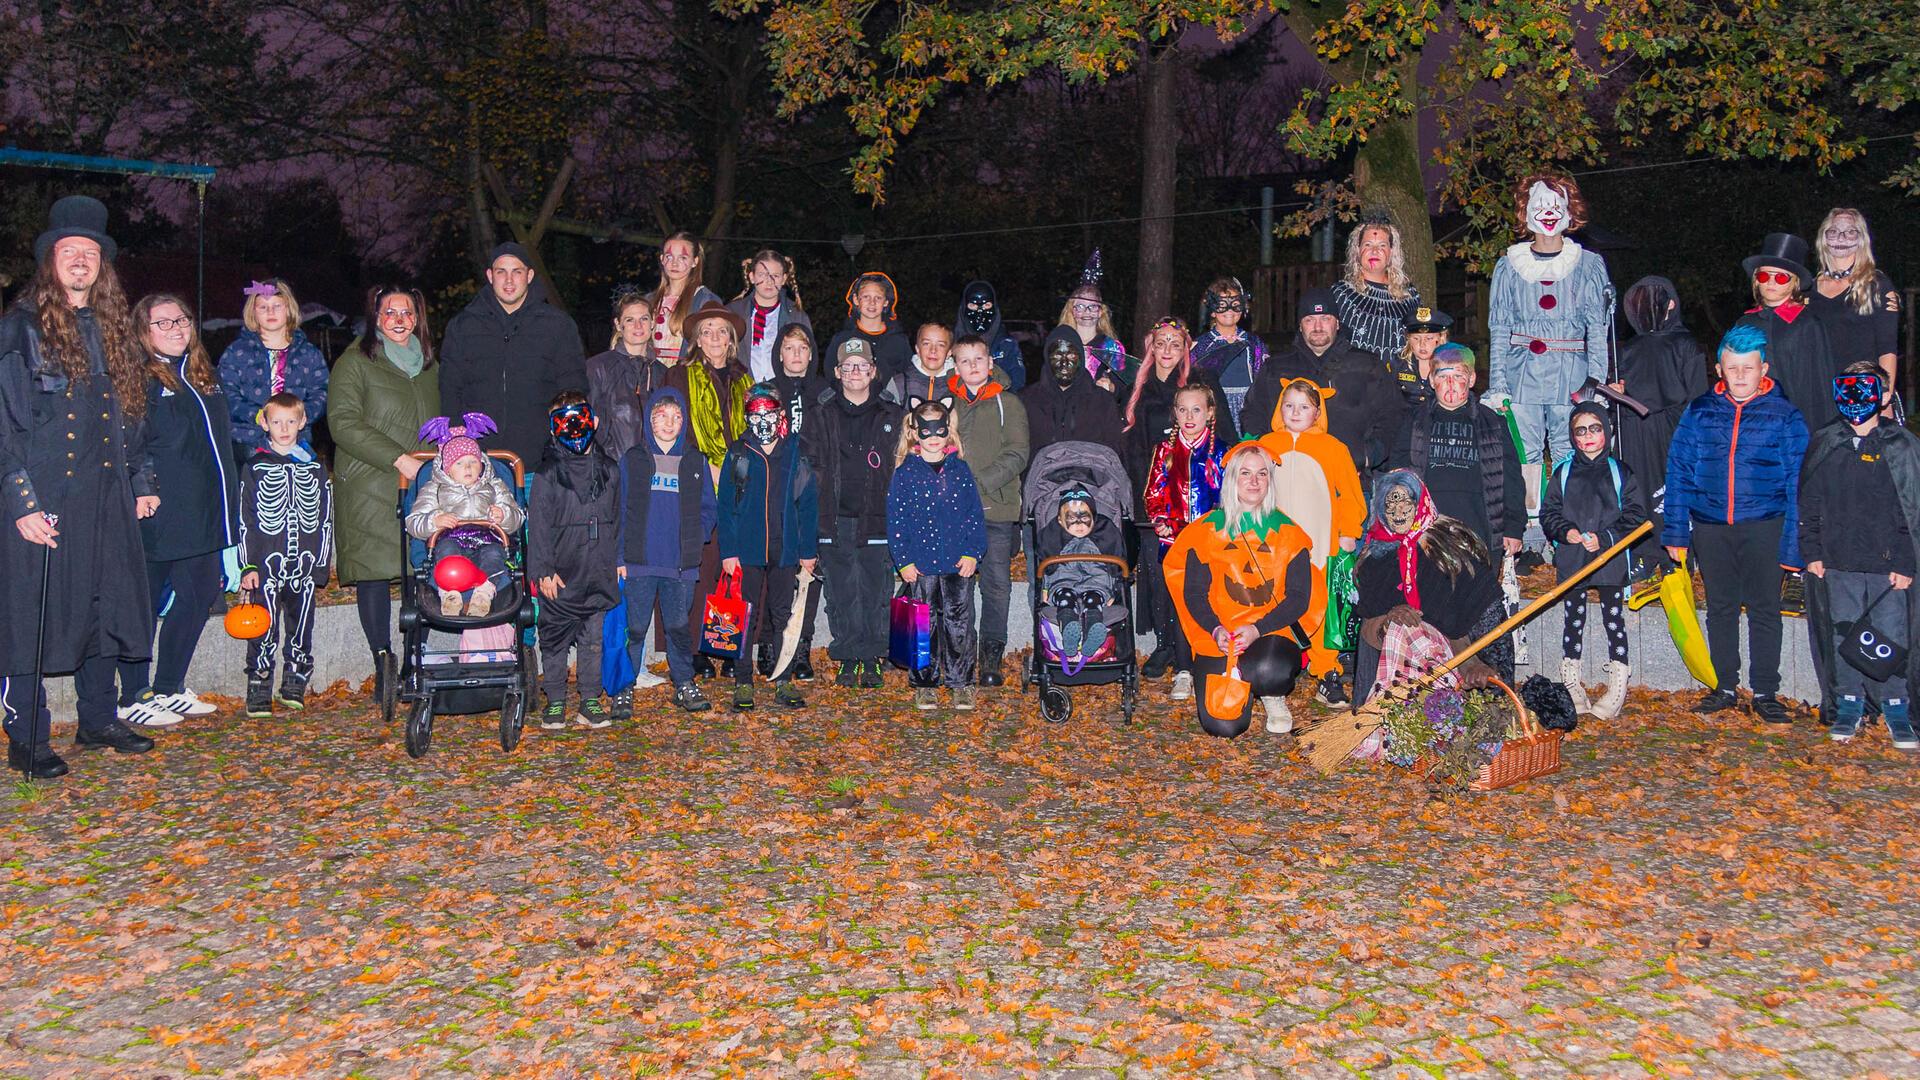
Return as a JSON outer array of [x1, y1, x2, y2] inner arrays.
[[383, 334, 425, 377]]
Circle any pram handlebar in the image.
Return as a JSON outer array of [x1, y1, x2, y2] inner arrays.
[[1035, 553, 1130, 579]]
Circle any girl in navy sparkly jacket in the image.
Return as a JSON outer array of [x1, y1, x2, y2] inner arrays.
[[887, 397, 988, 707]]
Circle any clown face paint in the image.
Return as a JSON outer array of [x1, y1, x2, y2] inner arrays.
[[1526, 181, 1570, 238], [1833, 372, 1884, 425], [1823, 216, 1864, 266], [1048, 338, 1081, 387], [549, 401, 596, 454]]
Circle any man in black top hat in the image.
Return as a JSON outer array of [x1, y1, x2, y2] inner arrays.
[[0, 195, 161, 778], [1243, 286, 1407, 478]]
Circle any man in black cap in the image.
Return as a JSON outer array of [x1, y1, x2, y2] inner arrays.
[[0, 195, 161, 778], [1393, 305, 1454, 408], [440, 241, 588, 464], [1243, 286, 1406, 478]]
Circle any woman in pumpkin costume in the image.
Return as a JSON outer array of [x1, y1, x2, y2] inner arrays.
[[1165, 441, 1314, 737], [1258, 379, 1365, 703]]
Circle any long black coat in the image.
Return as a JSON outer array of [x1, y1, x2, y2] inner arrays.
[[1021, 367, 1123, 459], [1737, 303, 1837, 430], [1802, 419, 1920, 718], [141, 359, 241, 562], [0, 303, 156, 675], [1615, 278, 1709, 555], [440, 280, 588, 466]]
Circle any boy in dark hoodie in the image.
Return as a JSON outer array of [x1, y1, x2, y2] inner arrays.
[[717, 383, 820, 711], [822, 272, 913, 385], [618, 387, 718, 713], [955, 280, 1026, 390], [529, 392, 624, 729], [763, 323, 832, 680]]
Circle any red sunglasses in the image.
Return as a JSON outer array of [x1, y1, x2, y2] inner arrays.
[[1753, 270, 1796, 286]]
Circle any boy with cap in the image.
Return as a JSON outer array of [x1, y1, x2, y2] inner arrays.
[[716, 383, 819, 711]]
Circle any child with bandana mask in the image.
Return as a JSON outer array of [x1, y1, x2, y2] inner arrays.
[[1037, 489, 1127, 665], [529, 392, 624, 729], [1540, 402, 1648, 720], [407, 413, 522, 618], [1800, 363, 1920, 748], [716, 383, 820, 711], [887, 398, 988, 710]]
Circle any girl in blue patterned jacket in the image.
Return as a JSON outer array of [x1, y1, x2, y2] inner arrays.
[[887, 397, 988, 710]]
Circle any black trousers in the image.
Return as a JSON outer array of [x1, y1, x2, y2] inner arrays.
[[1140, 538, 1192, 669], [736, 564, 798, 684], [1189, 633, 1303, 738], [5, 652, 117, 746], [909, 572, 977, 688], [355, 580, 392, 656], [119, 550, 223, 699], [821, 519, 893, 661], [540, 607, 605, 699], [1690, 517, 1785, 695]]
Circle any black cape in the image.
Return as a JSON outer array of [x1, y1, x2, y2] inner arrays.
[[1615, 276, 1709, 558]]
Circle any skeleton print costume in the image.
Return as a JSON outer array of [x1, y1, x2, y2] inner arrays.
[[239, 448, 333, 695]]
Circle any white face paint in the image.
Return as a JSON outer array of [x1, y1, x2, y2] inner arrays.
[[1526, 182, 1570, 238]]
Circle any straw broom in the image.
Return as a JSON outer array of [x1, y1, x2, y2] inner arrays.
[[1299, 521, 1653, 772]]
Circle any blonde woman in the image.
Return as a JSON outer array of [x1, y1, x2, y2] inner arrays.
[[1809, 208, 1900, 383], [1330, 218, 1422, 366], [217, 277, 327, 455]]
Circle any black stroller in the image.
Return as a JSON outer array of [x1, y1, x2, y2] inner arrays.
[[1020, 441, 1138, 724], [384, 450, 538, 758]]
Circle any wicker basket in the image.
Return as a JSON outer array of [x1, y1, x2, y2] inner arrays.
[[1412, 677, 1563, 791]]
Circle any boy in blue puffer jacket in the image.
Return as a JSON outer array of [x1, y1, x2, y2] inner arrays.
[[1663, 323, 1809, 723]]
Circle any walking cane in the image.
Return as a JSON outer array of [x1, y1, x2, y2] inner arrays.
[[23, 513, 54, 780]]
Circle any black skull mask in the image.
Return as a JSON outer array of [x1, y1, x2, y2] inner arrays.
[[962, 284, 996, 335]]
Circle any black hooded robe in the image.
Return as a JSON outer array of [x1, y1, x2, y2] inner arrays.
[[1614, 276, 1709, 568], [1736, 302, 1839, 430], [1022, 329, 1124, 456]]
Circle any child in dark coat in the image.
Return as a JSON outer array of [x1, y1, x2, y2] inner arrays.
[[529, 392, 623, 729], [887, 397, 989, 710], [618, 388, 718, 713], [716, 383, 819, 711], [1540, 402, 1647, 720]]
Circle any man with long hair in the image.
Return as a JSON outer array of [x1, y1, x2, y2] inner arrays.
[[0, 196, 160, 778]]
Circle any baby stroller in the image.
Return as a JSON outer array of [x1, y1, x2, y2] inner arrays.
[[1020, 440, 1138, 724], [385, 450, 538, 758]]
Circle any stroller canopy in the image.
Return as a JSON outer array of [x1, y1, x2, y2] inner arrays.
[[1022, 440, 1135, 526]]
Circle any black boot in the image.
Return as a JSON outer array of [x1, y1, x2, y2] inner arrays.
[[756, 644, 775, 678], [1142, 644, 1175, 679], [861, 659, 885, 689], [373, 648, 393, 703], [278, 674, 310, 712], [720, 658, 736, 679], [8, 739, 69, 779], [792, 643, 815, 682], [74, 717, 154, 754], [246, 675, 273, 718], [978, 642, 1006, 687], [692, 653, 716, 680]]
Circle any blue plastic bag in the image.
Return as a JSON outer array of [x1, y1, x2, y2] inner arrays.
[[601, 583, 637, 695]]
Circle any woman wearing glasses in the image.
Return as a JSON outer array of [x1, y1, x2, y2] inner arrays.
[[1737, 232, 1839, 428], [113, 295, 242, 727], [1808, 209, 1900, 389], [326, 284, 442, 699]]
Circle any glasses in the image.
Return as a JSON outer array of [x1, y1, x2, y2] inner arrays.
[[380, 308, 416, 321], [1824, 228, 1862, 241], [1071, 301, 1101, 314], [1753, 270, 1796, 286], [838, 361, 875, 373], [1572, 423, 1605, 436], [149, 316, 193, 331]]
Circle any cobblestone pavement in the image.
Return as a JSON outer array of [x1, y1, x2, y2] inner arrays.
[[4, 668, 1920, 1078]]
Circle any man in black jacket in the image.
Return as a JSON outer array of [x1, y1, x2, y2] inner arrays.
[[812, 339, 904, 687], [441, 242, 588, 465], [1242, 287, 1405, 476], [1390, 345, 1525, 559]]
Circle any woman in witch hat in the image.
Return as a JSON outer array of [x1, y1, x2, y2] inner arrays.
[[1054, 249, 1134, 396]]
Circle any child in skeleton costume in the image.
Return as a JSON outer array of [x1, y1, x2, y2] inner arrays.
[[1485, 173, 1614, 533], [530, 394, 622, 730], [1330, 217, 1423, 368], [406, 413, 523, 618], [238, 393, 335, 716]]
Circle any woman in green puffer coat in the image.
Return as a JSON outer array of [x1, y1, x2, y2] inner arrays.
[[327, 284, 441, 693]]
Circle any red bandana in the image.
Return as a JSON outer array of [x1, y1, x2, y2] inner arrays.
[[1363, 484, 1437, 609]]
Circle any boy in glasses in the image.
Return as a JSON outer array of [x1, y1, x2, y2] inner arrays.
[[1540, 402, 1647, 720]]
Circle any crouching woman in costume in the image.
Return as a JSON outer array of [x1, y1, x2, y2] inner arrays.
[[1164, 441, 1314, 737], [1351, 469, 1508, 704]]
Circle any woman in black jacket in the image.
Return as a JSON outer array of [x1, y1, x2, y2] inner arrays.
[[118, 294, 241, 727]]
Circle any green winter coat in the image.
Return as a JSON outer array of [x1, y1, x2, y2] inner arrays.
[[327, 341, 441, 582], [952, 382, 1029, 523]]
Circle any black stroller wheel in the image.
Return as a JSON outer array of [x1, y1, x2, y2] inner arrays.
[[1040, 685, 1072, 725], [500, 689, 525, 752], [404, 695, 433, 759]]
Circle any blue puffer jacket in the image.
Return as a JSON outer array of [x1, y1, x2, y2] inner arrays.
[[1662, 378, 1809, 566], [886, 453, 988, 576], [217, 328, 329, 454]]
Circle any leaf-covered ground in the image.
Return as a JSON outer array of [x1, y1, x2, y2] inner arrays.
[[5, 665, 1920, 1079]]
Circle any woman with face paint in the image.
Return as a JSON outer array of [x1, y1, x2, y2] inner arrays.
[[1331, 220, 1422, 368], [1163, 442, 1315, 736], [887, 398, 989, 711], [1736, 232, 1841, 429], [726, 249, 812, 383], [1021, 327, 1125, 455], [1808, 209, 1900, 395], [1055, 249, 1132, 395], [1540, 403, 1647, 719], [1188, 277, 1268, 426], [1123, 317, 1238, 493], [1351, 469, 1507, 705]]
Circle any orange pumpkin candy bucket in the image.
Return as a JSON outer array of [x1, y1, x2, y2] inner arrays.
[[224, 591, 271, 640]]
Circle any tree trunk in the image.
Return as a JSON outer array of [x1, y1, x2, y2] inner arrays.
[[467, 144, 497, 272], [700, 23, 760, 286], [1352, 90, 1436, 304], [1133, 43, 1178, 346]]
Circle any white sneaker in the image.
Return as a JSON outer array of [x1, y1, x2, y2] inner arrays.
[[118, 697, 184, 728], [1262, 696, 1294, 734], [633, 669, 668, 690], [154, 689, 218, 716], [1170, 671, 1194, 701]]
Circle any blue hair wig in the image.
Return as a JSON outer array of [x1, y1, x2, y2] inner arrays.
[[1717, 323, 1769, 361]]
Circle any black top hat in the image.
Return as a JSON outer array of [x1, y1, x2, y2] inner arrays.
[[1741, 233, 1812, 288], [1402, 305, 1454, 334], [34, 195, 118, 264]]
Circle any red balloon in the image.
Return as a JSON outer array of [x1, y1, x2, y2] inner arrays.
[[434, 554, 484, 592]]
